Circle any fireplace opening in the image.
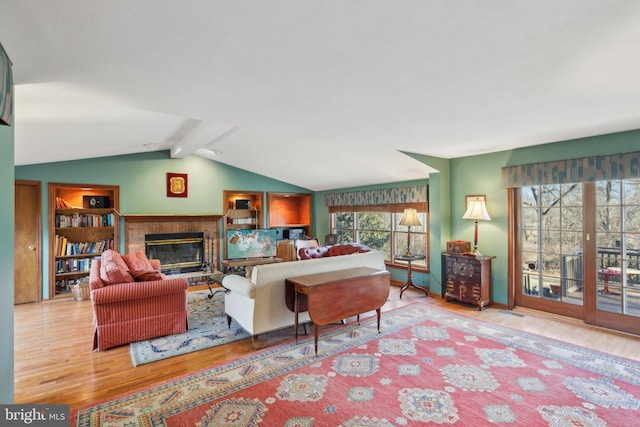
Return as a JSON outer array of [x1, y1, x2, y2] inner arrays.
[[145, 232, 204, 275]]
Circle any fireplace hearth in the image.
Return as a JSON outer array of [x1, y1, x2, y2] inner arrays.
[[145, 232, 204, 274]]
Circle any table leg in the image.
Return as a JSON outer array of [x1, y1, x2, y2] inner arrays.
[[399, 261, 429, 299], [294, 291, 299, 343], [207, 283, 228, 299], [376, 308, 381, 333], [314, 324, 319, 356]]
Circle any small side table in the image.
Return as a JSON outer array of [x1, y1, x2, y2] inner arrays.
[[394, 254, 428, 299], [208, 271, 230, 299]]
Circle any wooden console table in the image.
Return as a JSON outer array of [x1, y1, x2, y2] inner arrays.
[[286, 267, 390, 355], [221, 257, 282, 273]]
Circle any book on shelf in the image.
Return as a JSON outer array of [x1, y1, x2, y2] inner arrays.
[[55, 235, 114, 257], [56, 212, 114, 228], [56, 257, 91, 274], [231, 217, 256, 224], [55, 197, 74, 209]]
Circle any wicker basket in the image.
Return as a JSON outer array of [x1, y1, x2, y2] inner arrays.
[[72, 283, 90, 301]]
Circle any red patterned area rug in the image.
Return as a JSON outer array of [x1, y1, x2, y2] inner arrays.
[[73, 303, 640, 426]]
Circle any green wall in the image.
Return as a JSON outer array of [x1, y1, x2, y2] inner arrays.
[[15, 151, 311, 299], [448, 151, 511, 302], [1, 121, 14, 403], [416, 130, 640, 305]]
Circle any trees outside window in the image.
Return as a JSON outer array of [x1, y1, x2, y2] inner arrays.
[[331, 205, 428, 269]]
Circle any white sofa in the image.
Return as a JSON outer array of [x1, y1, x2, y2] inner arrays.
[[222, 251, 386, 346]]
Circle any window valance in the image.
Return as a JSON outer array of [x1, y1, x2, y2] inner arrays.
[[324, 185, 428, 207], [501, 151, 640, 188]]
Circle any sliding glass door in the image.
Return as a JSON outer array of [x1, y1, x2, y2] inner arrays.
[[516, 179, 640, 334], [518, 183, 584, 318], [591, 179, 640, 331]]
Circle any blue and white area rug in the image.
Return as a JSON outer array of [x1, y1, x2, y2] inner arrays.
[[130, 290, 250, 366]]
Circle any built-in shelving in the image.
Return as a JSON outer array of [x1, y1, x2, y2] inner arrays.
[[267, 192, 313, 238], [48, 183, 120, 297], [222, 190, 264, 261]]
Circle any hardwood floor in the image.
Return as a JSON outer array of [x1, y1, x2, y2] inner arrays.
[[14, 285, 640, 410]]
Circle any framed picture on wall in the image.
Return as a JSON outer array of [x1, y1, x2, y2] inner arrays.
[[166, 173, 188, 198], [466, 194, 486, 209]]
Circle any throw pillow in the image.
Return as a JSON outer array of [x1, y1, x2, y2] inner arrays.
[[123, 251, 154, 271], [295, 238, 320, 260], [99, 250, 134, 285], [129, 269, 163, 282]]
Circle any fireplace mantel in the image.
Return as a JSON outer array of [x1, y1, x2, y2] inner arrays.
[[123, 214, 224, 223]]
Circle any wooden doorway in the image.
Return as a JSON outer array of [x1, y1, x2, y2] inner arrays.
[[14, 180, 42, 304]]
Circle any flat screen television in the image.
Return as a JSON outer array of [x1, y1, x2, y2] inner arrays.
[[226, 228, 277, 260]]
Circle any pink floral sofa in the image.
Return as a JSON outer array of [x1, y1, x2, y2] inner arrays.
[[89, 250, 188, 351]]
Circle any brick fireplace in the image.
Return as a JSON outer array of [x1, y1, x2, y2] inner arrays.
[[123, 215, 222, 273]]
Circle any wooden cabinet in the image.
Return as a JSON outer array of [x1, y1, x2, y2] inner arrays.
[[277, 240, 296, 262], [443, 253, 494, 310], [267, 192, 313, 238], [48, 183, 119, 297]]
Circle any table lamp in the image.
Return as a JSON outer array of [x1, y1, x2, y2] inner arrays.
[[400, 208, 422, 257], [462, 197, 491, 256]]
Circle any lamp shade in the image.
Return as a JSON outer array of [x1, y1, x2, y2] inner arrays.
[[400, 208, 422, 227], [462, 199, 491, 221]]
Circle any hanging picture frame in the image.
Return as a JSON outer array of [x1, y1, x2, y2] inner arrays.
[[166, 173, 188, 198], [466, 194, 486, 209]]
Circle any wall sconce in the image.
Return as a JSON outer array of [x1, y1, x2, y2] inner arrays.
[[462, 196, 491, 257], [400, 208, 422, 257]]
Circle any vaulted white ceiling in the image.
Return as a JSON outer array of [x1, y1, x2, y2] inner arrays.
[[2, 1, 640, 190]]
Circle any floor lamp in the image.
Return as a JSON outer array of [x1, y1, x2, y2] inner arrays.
[[400, 208, 422, 257], [462, 197, 491, 257]]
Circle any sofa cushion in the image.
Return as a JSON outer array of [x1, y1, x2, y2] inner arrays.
[[299, 246, 329, 259], [295, 238, 320, 260], [327, 243, 371, 257], [123, 251, 154, 271], [99, 250, 134, 285], [222, 274, 256, 299], [129, 269, 164, 282]]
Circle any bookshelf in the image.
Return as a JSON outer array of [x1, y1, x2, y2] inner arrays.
[[222, 190, 263, 261], [267, 192, 313, 238], [48, 183, 120, 297]]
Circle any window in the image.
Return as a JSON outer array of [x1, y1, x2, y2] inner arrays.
[[594, 178, 640, 316], [330, 203, 428, 269], [520, 183, 584, 305]]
